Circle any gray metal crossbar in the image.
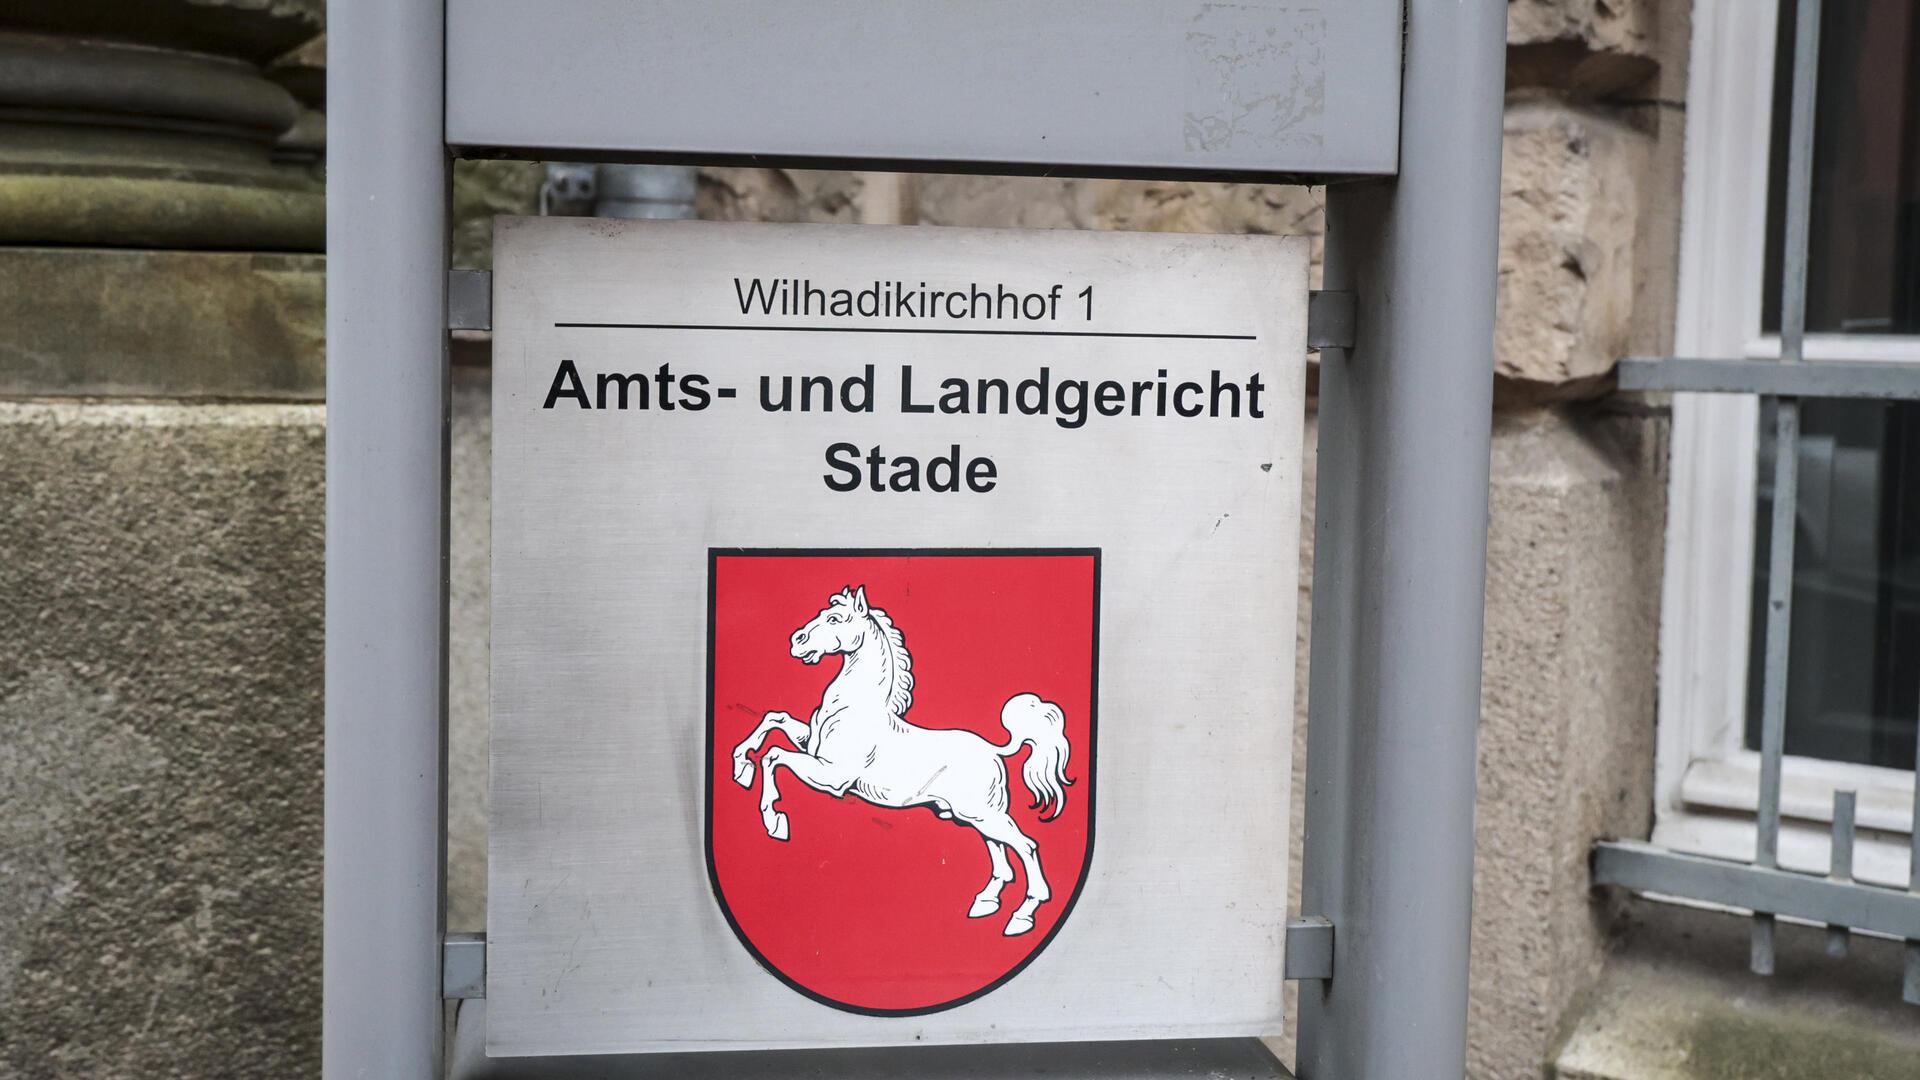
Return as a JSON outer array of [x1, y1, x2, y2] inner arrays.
[[1617, 357, 1920, 399], [1593, 840, 1920, 941]]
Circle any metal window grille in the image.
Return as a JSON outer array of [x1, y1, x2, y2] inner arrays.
[[1598, 0, 1920, 1004]]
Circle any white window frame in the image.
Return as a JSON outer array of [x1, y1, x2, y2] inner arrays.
[[1657, 0, 1918, 888]]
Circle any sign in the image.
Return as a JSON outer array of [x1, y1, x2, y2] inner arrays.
[[488, 217, 1306, 1056], [447, 0, 1404, 178]]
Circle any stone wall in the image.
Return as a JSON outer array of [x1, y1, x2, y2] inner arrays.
[[0, 4, 328, 1077], [0, 404, 325, 1078]]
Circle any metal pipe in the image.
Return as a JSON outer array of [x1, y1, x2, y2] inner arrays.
[[1751, 0, 1821, 978], [594, 164, 698, 219], [1295, 1, 1505, 1076], [323, 0, 449, 1076]]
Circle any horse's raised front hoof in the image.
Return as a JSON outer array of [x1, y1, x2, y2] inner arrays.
[[1003, 912, 1035, 936], [968, 897, 1001, 918], [732, 758, 754, 788], [766, 812, 790, 841]]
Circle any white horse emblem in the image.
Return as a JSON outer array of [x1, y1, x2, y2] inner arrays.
[[731, 585, 1074, 936]]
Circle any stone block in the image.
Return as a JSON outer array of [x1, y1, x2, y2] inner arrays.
[[915, 175, 1323, 275], [1554, 902, 1920, 1080], [0, 401, 324, 1078], [449, 367, 492, 933], [1496, 103, 1653, 398], [696, 168, 866, 224], [1508, 0, 1656, 62], [0, 247, 323, 399], [1506, 0, 1688, 103], [452, 159, 543, 270], [1468, 406, 1666, 1079], [2, 0, 323, 66]]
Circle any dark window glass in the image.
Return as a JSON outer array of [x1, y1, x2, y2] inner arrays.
[[1761, 0, 1920, 335], [1748, 0, 1920, 769], [1747, 399, 1920, 768]]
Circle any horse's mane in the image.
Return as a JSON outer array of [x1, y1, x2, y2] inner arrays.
[[866, 604, 914, 717], [836, 588, 913, 716]]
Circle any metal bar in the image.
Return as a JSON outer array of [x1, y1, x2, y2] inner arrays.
[[1593, 841, 1920, 941], [1908, 648, 1920, 1004], [1616, 357, 1920, 399], [1752, 395, 1800, 872], [1750, 396, 1798, 975], [1284, 917, 1335, 981], [1306, 291, 1357, 351], [444, 933, 487, 1000], [1296, 3, 1504, 1077], [323, 0, 449, 1076], [1827, 790, 1855, 958], [1750, 0, 1822, 978], [449, 269, 492, 332], [448, 1003, 1295, 1080], [1777, 0, 1821, 366]]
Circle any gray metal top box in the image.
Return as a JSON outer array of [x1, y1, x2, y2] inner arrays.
[[446, 0, 1402, 179]]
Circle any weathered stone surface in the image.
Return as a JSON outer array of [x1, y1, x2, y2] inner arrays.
[[1555, 902, 1920, 1080], [1496, 102, 1652, 398], [1468, 406, 1666, 1080], [1507, 0, 1692, 103], [0, 0, 324, 65], [1508, 0, 1655, 61], [697, 168, 867, 224], [0, 401, 324, 1079], [452, 159, 543, 270], [267, 33, 325, 109], [0, 30, 323, 249], [916, 175, 1323, 276], [448, 367, 491, 934], [0, 247, 322, 398]]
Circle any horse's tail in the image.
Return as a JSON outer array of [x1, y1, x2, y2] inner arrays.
[[998, 693, 1073, 820]]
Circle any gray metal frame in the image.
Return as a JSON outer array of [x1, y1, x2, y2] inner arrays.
[[1297, 6, 1506, 1075], [325, 1, 1509, 1075], [1595, 0, 1920, 1006], [443, 0, 1405, 179], [323, 1, 450, 1077]]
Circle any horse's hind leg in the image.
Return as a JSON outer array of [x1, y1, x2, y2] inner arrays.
[[976, 813, 1049, 936], [968, 838, 1015, 919]]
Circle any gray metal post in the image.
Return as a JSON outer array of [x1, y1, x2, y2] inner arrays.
[[323, 0, 450, 1076], [1296, 2, 1506, 1077]]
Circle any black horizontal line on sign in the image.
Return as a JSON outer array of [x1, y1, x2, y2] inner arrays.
[[552, 321, 1256, 341]]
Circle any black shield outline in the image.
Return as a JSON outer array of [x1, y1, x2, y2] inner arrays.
[[704, 546, 1100, 1017]]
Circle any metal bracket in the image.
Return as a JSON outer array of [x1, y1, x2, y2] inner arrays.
[[1284, 915, 1334, 980], [449, 269, 492, 332], [1307, 290, 1356, 352], [443, 932, 487, 999]]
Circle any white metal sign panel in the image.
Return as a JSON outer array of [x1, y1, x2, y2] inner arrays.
[[488, 217, 1306, 1056], [448, 0, 1402, 178]]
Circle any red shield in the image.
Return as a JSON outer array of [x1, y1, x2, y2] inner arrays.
[[707, 549, 1098, 1015]]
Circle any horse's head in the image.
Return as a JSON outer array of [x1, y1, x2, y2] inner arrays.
[[790, 586, 871, 665]]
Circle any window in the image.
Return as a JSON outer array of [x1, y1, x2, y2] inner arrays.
[[1658, 0, 1920, 887]]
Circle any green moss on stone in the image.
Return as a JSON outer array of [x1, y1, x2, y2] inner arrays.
[[1688, 1007, 1920, 1080], [452, 159, 543, 269]]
